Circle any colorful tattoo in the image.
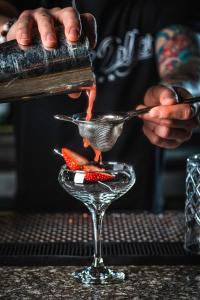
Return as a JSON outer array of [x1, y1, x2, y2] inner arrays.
[[156, 25, 199, 80]]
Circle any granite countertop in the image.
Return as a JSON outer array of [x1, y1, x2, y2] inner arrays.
[[1, 265, 200, 299], [1, 212, 200, 299]]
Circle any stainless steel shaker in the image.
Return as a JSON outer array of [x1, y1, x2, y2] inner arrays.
[[0, 26, 95, 102]]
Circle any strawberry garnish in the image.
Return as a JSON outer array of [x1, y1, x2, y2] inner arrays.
[[61, 148, 114, 182], [83, 165, 115, 182], [61, 147, 89, 170]]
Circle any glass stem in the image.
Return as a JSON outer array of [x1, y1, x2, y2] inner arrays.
[[90, 207, 106, 268]]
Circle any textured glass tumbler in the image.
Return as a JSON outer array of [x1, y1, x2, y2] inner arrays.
[[185, 154, 200, 254]]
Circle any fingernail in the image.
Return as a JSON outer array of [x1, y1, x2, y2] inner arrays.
[[46, 33, 56, 43], [68, 28, 80, 40]]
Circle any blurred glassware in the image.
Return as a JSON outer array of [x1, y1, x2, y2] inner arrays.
[[0, 103, 10, 122], [185, 154, 200, 254]]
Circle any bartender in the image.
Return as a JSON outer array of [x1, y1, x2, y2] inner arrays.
[[0, 0, 199, 211]]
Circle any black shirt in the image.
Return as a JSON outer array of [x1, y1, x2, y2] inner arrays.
[[8, 0, 199, 211]]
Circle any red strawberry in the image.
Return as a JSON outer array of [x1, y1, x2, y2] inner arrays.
[[61, 148, 89, 170], [83, 165, 115, 182]]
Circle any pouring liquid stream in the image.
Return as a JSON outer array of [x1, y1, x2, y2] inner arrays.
[[80, 85, 102, 163]]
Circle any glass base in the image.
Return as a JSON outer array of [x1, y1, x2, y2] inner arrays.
[[72, 265, 126, 284]]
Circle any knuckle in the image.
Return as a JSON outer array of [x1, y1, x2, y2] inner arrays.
[[35, 7, 46, 14], [62, 7, 76, 14], [20, 10, 32, 18]]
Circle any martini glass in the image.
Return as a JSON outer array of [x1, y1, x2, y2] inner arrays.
[[58, 161, 135, 284]]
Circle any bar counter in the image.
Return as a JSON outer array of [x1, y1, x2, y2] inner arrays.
[[1, 265, 200, 299], [0, 211, 200, 299]]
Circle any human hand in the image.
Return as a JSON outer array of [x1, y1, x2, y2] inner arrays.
[[138, 85, 199, 148], [7, 7, 96, 48], [6, 7, 96, 99]]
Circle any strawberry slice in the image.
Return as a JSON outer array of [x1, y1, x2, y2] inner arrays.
[[83, 165, 115, 182], [61, 147, 89, 170]]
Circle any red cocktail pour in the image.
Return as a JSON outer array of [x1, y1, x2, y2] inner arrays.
[[81, 85, 102, 163]]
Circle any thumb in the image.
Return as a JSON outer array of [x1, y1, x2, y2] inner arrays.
[[144, 85, 177, 107], [159, 85, 192, 105]]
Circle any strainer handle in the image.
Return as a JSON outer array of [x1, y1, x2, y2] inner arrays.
[[54, 114, 75, 123], [126, 95, 200, 119], [126, 107, 151, 118]]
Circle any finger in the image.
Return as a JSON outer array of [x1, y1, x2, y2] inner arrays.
[[159, 86, 178, 105], [33, 8, 57, 48], [140, 114, 199, 129], [54, 7, 81, 43], [49, 7, 61, 27], [146, 122, 192, 141], [143, 125, 181, 149], [81, 13, 97, 48], [149, 103, 194, 120], [16, 11, 34, 45], [144, 85, 178, 106], [135, 104, 152, 119], [68, 92, 81, 99]]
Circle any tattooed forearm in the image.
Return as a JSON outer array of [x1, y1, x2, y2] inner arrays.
[[155, 25, 200, 95]]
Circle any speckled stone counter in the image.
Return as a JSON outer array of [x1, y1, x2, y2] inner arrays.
[[1, 265, 200, 299]]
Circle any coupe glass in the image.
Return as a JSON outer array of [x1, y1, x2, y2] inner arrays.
[[58, 161, 135, 284]]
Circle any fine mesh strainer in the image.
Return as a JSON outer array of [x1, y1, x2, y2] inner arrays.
[[54, 96, 200, 152], [54, 112, 125, 152]]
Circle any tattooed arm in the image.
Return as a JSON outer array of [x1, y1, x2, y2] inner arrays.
[[156, 25, 200, 96], [138, 25, 200, 149]]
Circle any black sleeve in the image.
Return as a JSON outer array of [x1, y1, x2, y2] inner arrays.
[[5, 0, 73, 12], [155, 0, 200, 32], [4, 0, 41, 12]]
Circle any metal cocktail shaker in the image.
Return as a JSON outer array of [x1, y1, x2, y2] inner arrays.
[[0, 27, 95, 102]]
